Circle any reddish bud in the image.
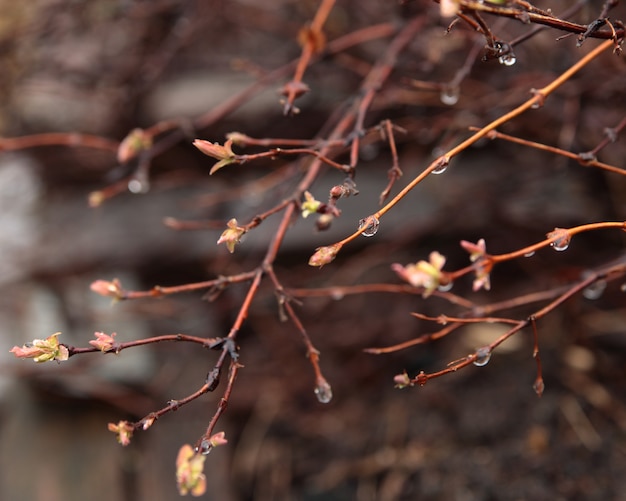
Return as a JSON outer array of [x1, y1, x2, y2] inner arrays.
[[308, 244, 342, 267], [108, 420, 134, 446], [117, 128, 152, 163], [10, 332, 69, 363], [90, 279, 124, 300], [217, 218, 246, 253], [89, 331, 117, 352], [176, 444, 207, 497], [193, 139, 236, 175]]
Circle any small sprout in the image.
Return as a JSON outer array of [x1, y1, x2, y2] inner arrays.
[[108, 420, 134, 446], [225, 131, 249, 146], [193, 139, 237, 175], [10, 332, 69, 363], [460, 238, 486, 262], [393, 371, 413, 389], [217, 218, 246, 253], [89, 331, 117, 352], [117, 128, 152, 163], [90, 278, 124, 300], [308, 244, 342, 267], [391, 251, 446, 297], [461, 239, 492, 291], [301, 191, 322, 218], [176, 444, 207, 497]]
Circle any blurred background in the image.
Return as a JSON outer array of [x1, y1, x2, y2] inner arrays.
[[0, 1, 625, 499]]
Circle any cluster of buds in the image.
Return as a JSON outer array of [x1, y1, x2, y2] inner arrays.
[[217, 218, 246, 253], [460, 238, 492, 291], [391, 251, 447, 297], [176, 433, 227, 496], [10, 332, 69, 363], [108, 420, 134, 447]]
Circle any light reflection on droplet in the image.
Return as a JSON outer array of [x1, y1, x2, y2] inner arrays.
[[358, 216, 380, 237], [498, 53, 517, 66], [438, 282, 453, 292], [440, 85, 459, 106], [432, 157, 449, 175], [582, 279, 606, 300], [128, 179, 146, 193], [473, 346, 492, 367], [524, 251, 535, 258], [314, 379, 333, 404], [550, 241, 569, 252], [196, 439, 212, 456]]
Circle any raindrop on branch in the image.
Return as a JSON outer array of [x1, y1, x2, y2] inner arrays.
[[524, 251, 535, 258], [498, 53, 517, 66], [314, 379, 333, 404], [358, 216, 380, 237], [432, 157, 449, 175], [582, 278, 606, 300], [473, 346, 492, 367], [197, 439, 212, 456], [440, 85, 460, 106], [438, 282, 453, 292], [550, 241, 569, 252]]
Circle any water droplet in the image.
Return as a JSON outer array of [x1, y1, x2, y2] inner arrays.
[[128, 179, 146, 193], [524, 251, 535, 258], [498, 53, 517, 66], [440, 85, 459, 106], [582, 280, 606, 300], [550, 241, 569, 252], [533, 378, 545, 397], [358, 216, 380, 237], [314, 379, 333, 403], [432, 157, 449, 175], [473, 346, 492, 367], [331, 289, 344, 301], [438, 282, 453, 292], [196, 439, 212, 455]]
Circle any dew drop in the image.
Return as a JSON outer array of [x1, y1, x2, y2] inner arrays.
[[314, 379, 333, 404], [128, 179, 146, 193], [524, 251, 535, 258], [432, 157, 449, 175], [582, 280, 606, 300], [498, 53, 517, 66], [330, 289, 345, 301], [473, 346, 492, 367], [550, 241, 569, 252], [196, 439, 212, 456], [533, 378, 545, 397], [440, 85, 460, 106], [438, 281, 453, 292], [358, 216, 380, 237]]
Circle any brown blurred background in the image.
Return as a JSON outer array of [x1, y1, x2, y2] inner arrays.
[[0, 1, 625, 500]]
